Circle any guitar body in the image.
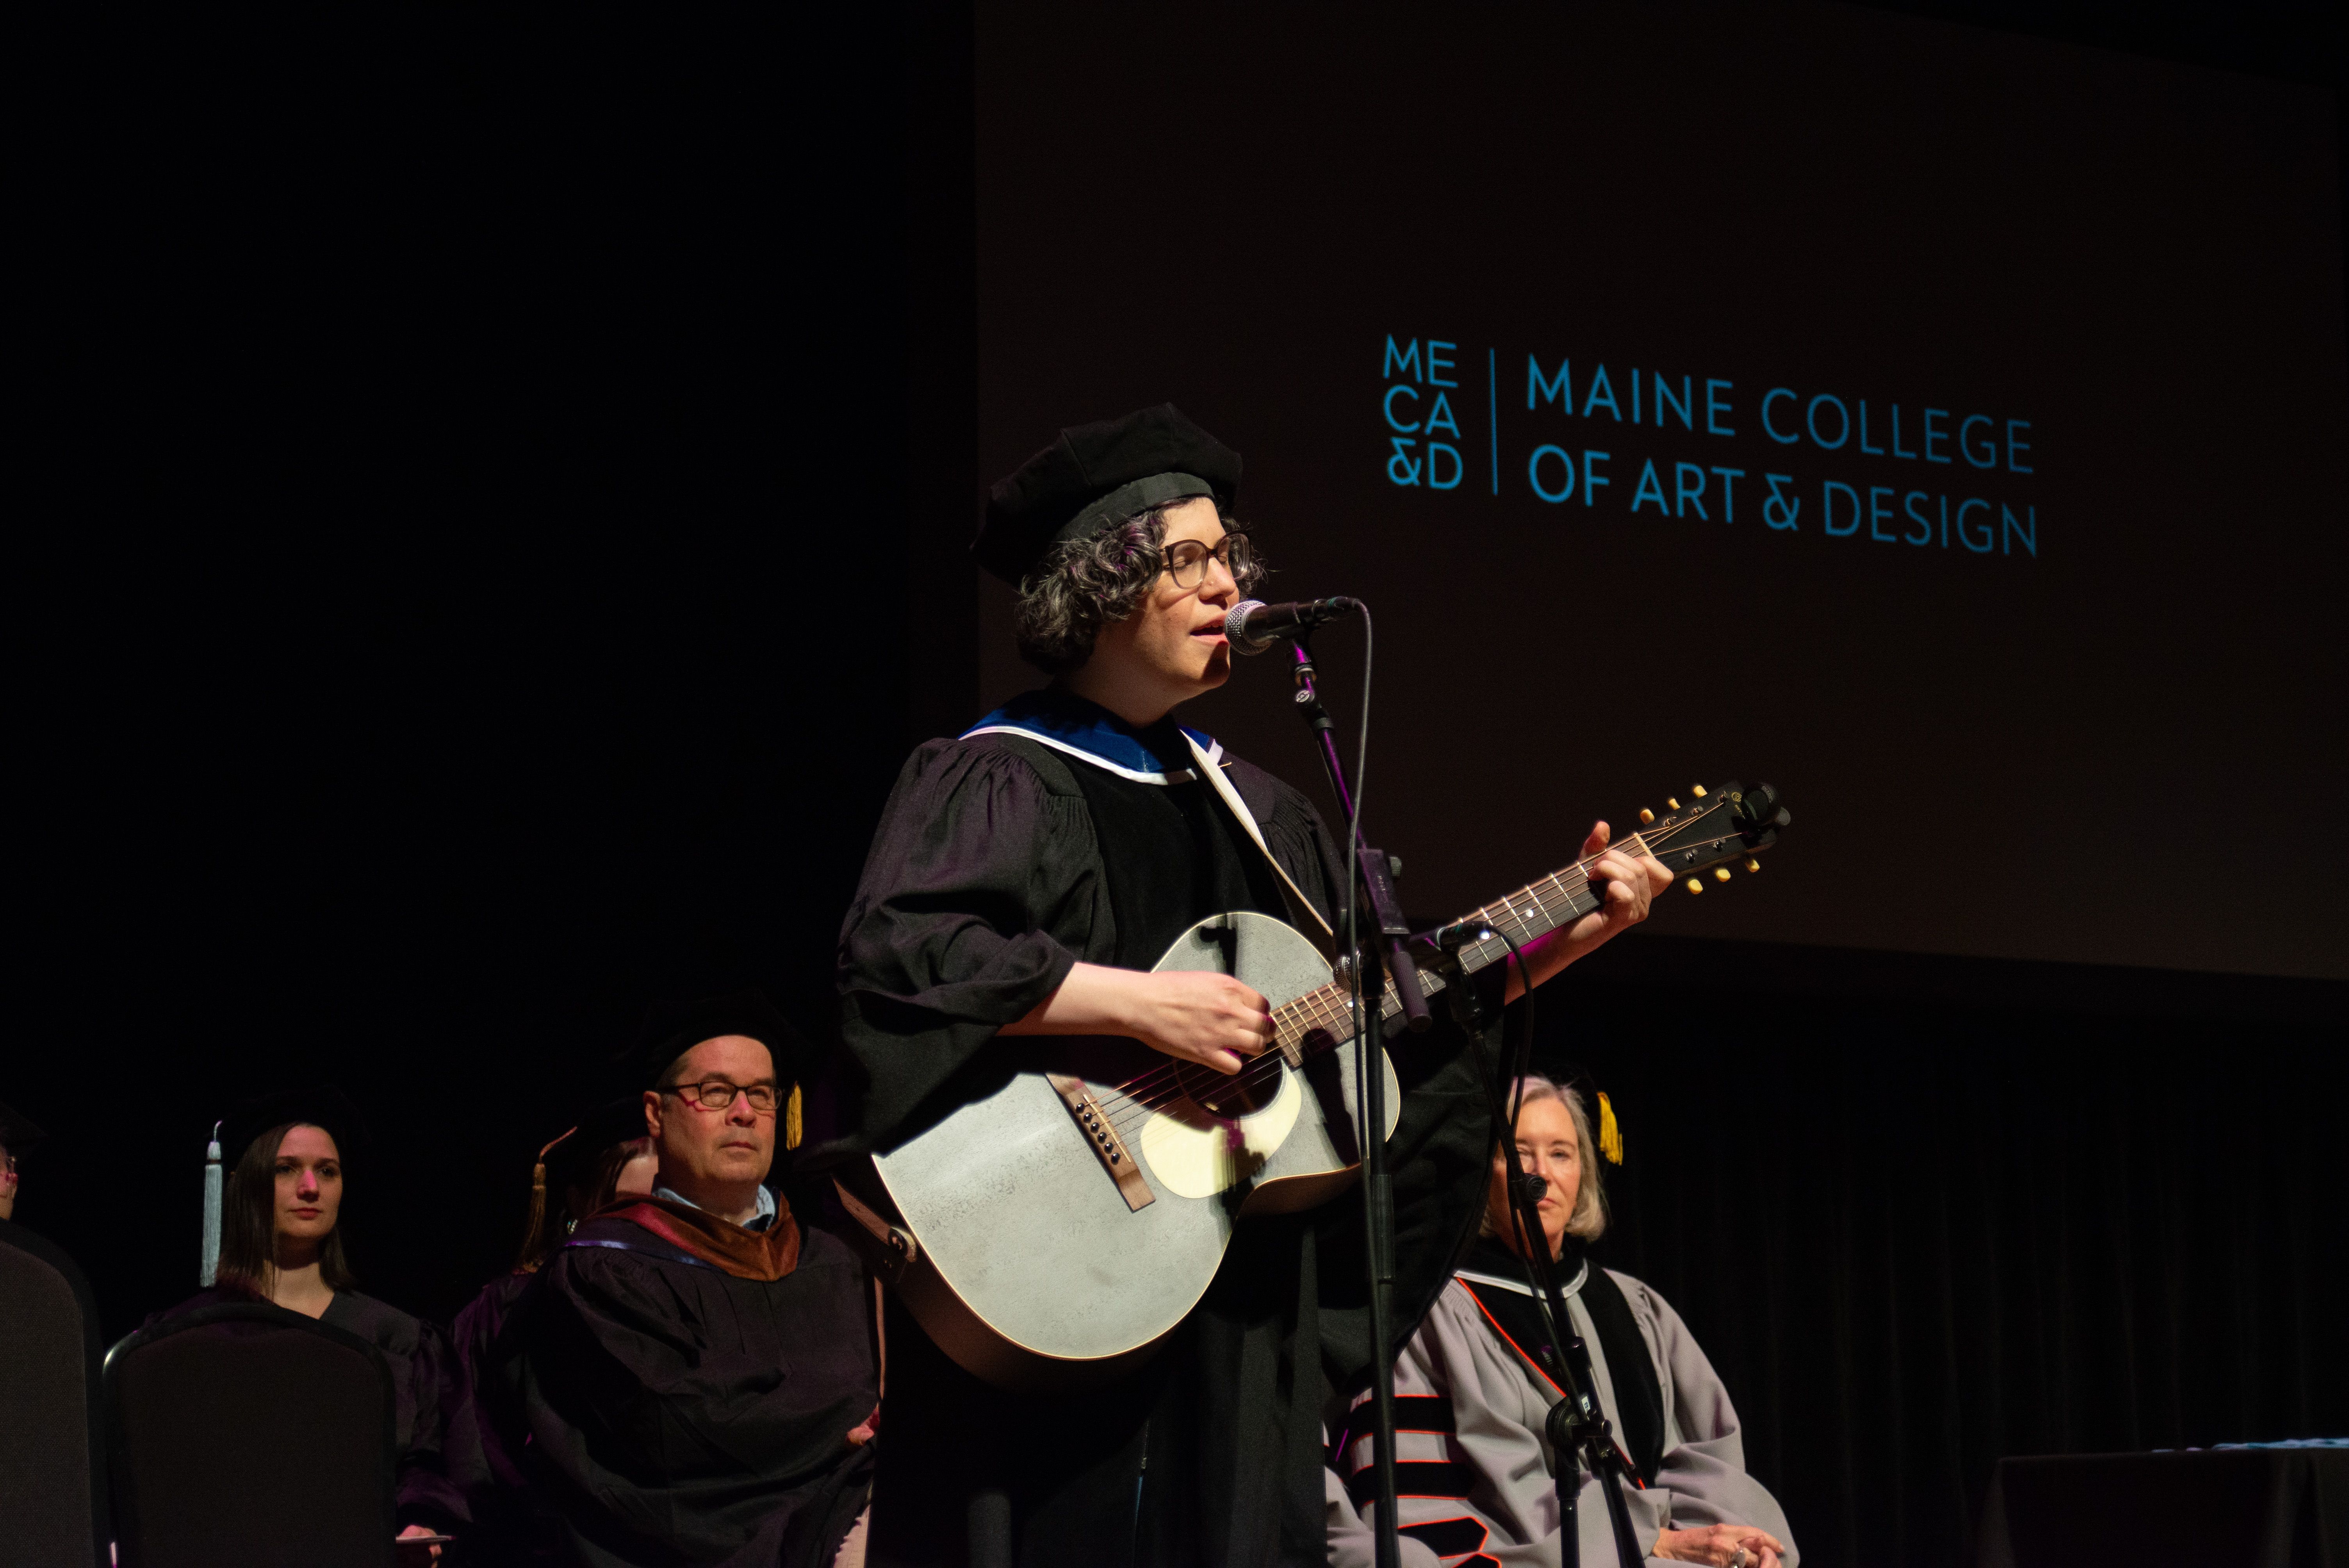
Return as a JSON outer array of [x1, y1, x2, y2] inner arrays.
[[852, 777, 1790, 1394], [864, 911, 1401, 1392]]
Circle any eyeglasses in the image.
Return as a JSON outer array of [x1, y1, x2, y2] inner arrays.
[[659, 1079, 780, 1116], [1160, 534, 1253, 590]]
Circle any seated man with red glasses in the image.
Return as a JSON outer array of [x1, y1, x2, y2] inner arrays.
[[504, 991, 877, 1568]]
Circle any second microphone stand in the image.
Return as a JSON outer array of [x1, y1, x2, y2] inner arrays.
[[1289, 634, 1429, 1568], [1416, 923, 1645, 1568]]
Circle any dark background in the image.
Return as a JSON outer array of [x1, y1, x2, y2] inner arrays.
[[970, 0, 2349, 981], [8, 8, 2343, 1568]]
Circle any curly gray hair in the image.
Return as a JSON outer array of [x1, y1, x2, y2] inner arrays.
[[1012, 502, 1263, 674]]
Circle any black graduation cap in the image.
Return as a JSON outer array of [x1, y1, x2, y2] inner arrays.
[[216, 1085, 368, 1169], [634, 990, 818, 1151], [517, 1094, 654, 1262], [541, 1095, 652, 1193], [633, 989, 816, 1090], [973, 403, 1243, 585], [0, 1098, 48, 1158], [1533, 1064, 1624, 1168]]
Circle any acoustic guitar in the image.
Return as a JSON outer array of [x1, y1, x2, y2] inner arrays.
[[839, 782, 1789, 1390]]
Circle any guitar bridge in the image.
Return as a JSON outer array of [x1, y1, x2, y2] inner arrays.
[[1046, 1073, 1155, 1212]]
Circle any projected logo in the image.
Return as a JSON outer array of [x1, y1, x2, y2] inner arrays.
[[1380, 334, 2039, 558]]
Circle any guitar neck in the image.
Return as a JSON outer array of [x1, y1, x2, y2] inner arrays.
[[1269, 837, 1640, 1055], [1382, 836, 1637, 1014]]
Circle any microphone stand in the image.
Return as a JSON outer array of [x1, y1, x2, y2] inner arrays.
[[1289, 633, 1428, 1568], [1413, 924, 1645, 1568], [1290, 639, 1430, 1035]]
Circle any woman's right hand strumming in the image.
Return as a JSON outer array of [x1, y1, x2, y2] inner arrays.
[[998, 962, 1275, 1074]]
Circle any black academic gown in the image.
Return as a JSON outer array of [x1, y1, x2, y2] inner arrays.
[[503, 1202, 877, 1568], [149, 1286, 467, 1534], [832, 714, 1502, 1568], [449, 1270, 559, 1562]]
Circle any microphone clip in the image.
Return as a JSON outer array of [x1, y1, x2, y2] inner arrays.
[[1413, 919, 1494, 957], [1408, 920, 1495, 1032]]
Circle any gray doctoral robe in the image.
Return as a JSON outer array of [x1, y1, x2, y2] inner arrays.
[[1326, 1265, 1798, 1567]]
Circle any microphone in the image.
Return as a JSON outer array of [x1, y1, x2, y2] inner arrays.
[[1223, 596, 1360, 654]]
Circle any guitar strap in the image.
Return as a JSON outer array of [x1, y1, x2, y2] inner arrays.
[[1180, 731, 1339, 951]]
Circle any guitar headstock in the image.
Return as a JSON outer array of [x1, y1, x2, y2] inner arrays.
[[1634, 782, 1790, 893]]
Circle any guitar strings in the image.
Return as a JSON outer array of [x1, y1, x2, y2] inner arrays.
[[1086, 823, 1718, 1130], [1084, 825, 1748, 1135], [1084, 841, 1638, 1128], [1089, 820, 1748, 1129], [1080, 835, 1637, 1123]]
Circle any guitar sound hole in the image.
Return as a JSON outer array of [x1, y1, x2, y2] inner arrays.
[[1173, 1060, 1279, 1119]]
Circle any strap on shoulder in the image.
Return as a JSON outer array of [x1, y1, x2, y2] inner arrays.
[[1181, 732, 1337, 944]]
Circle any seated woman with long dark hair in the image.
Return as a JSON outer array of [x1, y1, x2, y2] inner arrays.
[[1328, 1076, 1797, 1568], [153, 1087, 465, 1553]]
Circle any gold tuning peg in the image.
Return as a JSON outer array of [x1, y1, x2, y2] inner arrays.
[[1684, 876, 1703, 895], [1666, 796, 1682, 811], [1638, 808, 1655, 825], [1713, 866, 1731, 882], [1744, 857, 1761, 873], [1693, 784, 1708, 797]]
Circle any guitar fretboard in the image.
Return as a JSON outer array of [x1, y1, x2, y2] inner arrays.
[[1268, 836, 1643, 1055]]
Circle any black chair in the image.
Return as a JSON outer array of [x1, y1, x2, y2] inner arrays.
[[0, 1218, 109, 1568], [105, 1302, 398, 1568]]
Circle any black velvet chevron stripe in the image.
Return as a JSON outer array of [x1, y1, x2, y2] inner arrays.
[[1399, 1515, 1490, 1557], [1346, 1460, 1476, 1507], [1329, 1394, 1459, 1466], [1392, 1395, 1456, 1433]]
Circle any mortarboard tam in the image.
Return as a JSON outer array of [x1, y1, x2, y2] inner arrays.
[[634, 989, 815, 1089], [0, 1098, 48, 1158], [216, 1085, 368, 1169], [973, 403, 1243, 585], [519, 1095, 655, 1268], [634, 989, 817, 1151], [1531, 1065, 1624, 1169], [542, 1096, 653, 1194]]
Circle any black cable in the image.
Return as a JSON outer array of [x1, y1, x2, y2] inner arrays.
[[1478, 920, 1641, 1568], [1340, 606, 1398, 1568], [1340, 616, 1627, 1568], [1481, 925, 1560, 1351], [1502, 927, 1535, 1150], [1344, 604, 1372, 1073], [1340, 604, 1374, 1276]]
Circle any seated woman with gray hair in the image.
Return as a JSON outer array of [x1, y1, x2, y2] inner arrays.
[[1328, 1076, 1797, 1568]]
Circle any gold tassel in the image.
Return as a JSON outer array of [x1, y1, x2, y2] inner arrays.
[[786, 1083, 803, 1151], [1598, 1092, 1623, 1165], [517, 1127, 576, 1273], [518, 1160, 550, 1272]]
